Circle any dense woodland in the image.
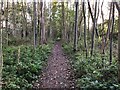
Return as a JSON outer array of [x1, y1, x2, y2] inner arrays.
[[0, 0, 120, 89]]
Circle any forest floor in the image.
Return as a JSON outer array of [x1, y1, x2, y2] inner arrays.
[[33, 42, 75, 89]]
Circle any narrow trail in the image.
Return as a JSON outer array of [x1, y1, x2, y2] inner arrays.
[[33, 42, 75, 89]]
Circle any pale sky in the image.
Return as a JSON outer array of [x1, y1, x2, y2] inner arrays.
[[0, 0, 119, 28], [0, 0, 115, 2]]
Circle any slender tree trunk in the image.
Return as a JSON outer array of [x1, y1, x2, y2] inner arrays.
[[12, 0, 16, 37], [96, 1, 100, 21], [5, 1, 9, 45], [66, 2, 69, 42], [78, 10, 83, 40], [82, 1, 88, 57], [49, 2, 52, 39], [104, 3, 112, 48], [0, 1, 3, 88], [48, 1, 53, 40], [25, 2, 28, 38], [101, 0, 105, 67], [87, 0, 99, 37], [33, 1, 37, 47], [109, 3, 115, 65], [44, 2, 47, 42], [37, 0, 41, 45], [71, 3, 75, 42], [0, 9, 2, 90], [87, 11, 90, 36], [115, 1, 120, 83], [90, 0, 97, 56], [68, 2, 72, 43], [40, 0, 46, 44], [73, 0, 79, 51], [22, 1, 28, 39], [62, 2, 66, 41]]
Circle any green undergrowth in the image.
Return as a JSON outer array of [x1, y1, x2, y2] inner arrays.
[[2, 44, 52, 90], [62, 42, 120, 89]]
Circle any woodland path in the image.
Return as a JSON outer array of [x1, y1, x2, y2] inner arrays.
[[33, 42, 75, 89]]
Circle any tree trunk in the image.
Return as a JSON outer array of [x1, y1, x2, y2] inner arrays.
[[104, 3, 112, 49], [118, 11, 120, 83], [87, 0, 99, 37], [33, 1, 37, 47], [66, 2, 69, 42], [37, 1, 40, 45], [109, 3, 115, 65], [0, 1, 3, 88], [82, 1, 88, 57], [48, 1, 52, 40], [73, 0, 79, 51], [87, 11, 90, 36], [114, 1, 120, 83], [101, 0, 105, 67], [5, 1, 9, 45], [62, 2, 66, 41], [90, 0, 97, 56], [40, 1, 46, 44], [12, 0, 16, 37], [22, 1, 28, 39], [78, 10, 83, 40]]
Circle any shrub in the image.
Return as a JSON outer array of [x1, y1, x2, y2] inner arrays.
[[62, 43, 120, 89], [2, 45, 52, 90]]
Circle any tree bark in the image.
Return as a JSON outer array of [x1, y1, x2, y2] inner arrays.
[[40, 0, 46, 44], [33, 1, 37, 47], [87, 0, 99, 37], [22, 1, 28, 39], [49, 2, 52, 39], [38, 1, 41, 45], [5, 1, 9, 45], [73, 0, 79, 51], [118, 10, 120, 83], [12, 0, 16, 37], [82, 1, 88, 57], [101, 0, 105, 67], [114, 1, 120, 83], [104, 3, 112, 49], [109, 3, 115, 65], [87, 11, 90, 36], [62, 2, 66, 41], [0, 1, 3, 88], [90, 0, 97, 56]]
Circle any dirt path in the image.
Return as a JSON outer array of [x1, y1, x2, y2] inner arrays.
[[33, 42, 75, 89]]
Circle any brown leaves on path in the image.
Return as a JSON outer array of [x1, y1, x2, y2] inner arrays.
[[33, 42, 75, 89]]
